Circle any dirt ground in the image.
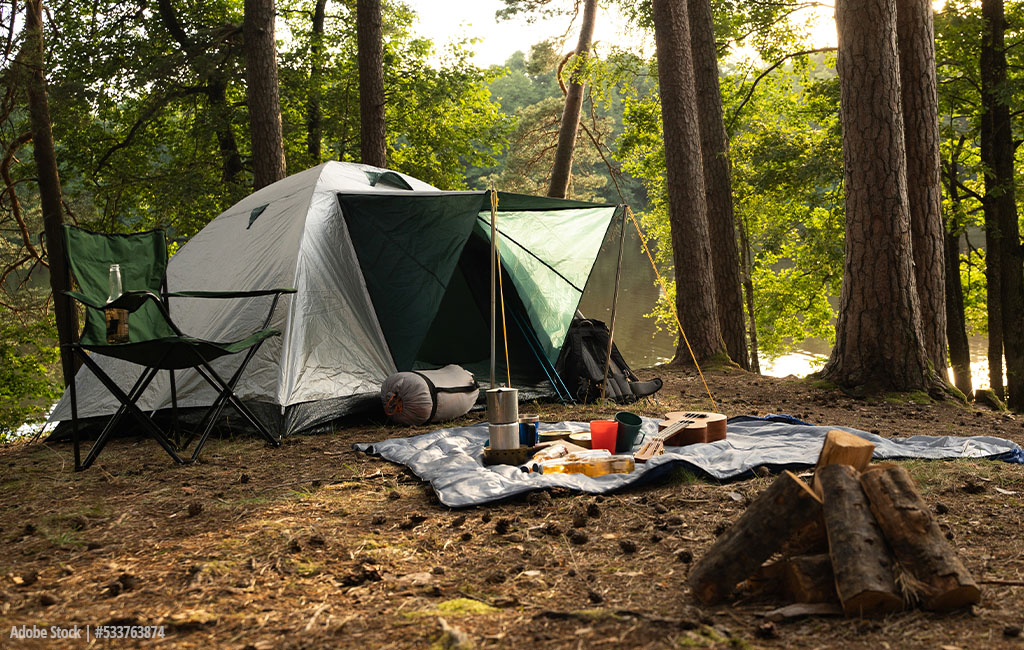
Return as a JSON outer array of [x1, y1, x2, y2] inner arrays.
[[1, 365, 1023, 649]]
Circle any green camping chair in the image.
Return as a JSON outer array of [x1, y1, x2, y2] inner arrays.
[[62, 225, 296, 471]]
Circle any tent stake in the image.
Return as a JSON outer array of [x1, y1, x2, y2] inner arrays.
[[602, 208, 628, 400]]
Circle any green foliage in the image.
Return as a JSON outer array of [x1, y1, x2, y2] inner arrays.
[[40, 0, 508, 240], [0, 305, 61, 441], [618, 52, 844, 361], [729, 57, 844, 358], [469, 45, 652, 206]]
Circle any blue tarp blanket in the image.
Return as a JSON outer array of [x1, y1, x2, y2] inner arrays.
[[353, 416, 1024, 508]]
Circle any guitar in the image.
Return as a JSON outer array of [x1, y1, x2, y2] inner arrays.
[[634, 411, 727, 463]]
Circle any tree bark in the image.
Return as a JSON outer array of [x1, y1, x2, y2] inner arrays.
[[208, 78, 244, 185], [818, 0, 941, 394], [980, 0, 1024, 409], [860, 465, 981, 610], [687, 0, 748, 370], [896, 0, 947, 375], [24, 0, 78, 386], [651, 0, 726, 365], [243, 0, 287, 190], [307, 0, 328, 163], [357, 0, 386, 168], [687, 471, 822, 604], [739, 215, 761, 373], [818, 464, 904, 616], [943, 228, 972, 398], [941, 154, 973, 397], [547, 0, 596, 199]]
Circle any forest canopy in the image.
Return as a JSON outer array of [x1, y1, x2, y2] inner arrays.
[[1, 0, 1022, 435]]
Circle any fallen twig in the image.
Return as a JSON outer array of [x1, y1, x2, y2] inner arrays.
[[979, 578, 1024, 586]]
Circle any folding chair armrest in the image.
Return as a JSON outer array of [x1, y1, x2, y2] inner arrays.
[[63, 290, 107, 311], [64, 289, 163, 314], [166, 288, 295, 330], [166, 288, 297, 300]]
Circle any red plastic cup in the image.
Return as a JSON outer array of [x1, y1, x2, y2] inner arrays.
[[589, 420, 618, 452]]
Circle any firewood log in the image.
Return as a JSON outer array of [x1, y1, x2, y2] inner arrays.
[[818, 464, 904, 616], [782, 554, 838, 604], [812, 429, 876, 496], [859, 465, 981, 611], [688, 471, 822, 604]]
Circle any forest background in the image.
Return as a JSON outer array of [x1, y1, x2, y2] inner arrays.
[[0, 0, 1018, 437]]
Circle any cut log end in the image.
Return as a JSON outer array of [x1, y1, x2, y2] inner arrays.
[[841, 591, 905, 617], [924, 584, 981, 611], [812, 429, 875, 496]]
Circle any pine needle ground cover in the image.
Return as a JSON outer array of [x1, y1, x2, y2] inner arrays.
[[1, 366, 1022, 648]]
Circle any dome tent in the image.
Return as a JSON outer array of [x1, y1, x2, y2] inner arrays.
[[50, 162, 654, 435]]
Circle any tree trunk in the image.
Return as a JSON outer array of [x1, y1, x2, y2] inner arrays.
[[687, 0, 748, 370], [547, 0, 596, 199], [24, 0, 78, 386], [651, 0, 726, 365], [980, 0, 1024, 409], [739, 214, 761, 373], [307, 0, 328, 163], [156, 0, 243, 188], [896, 0, 947, 375], [243, 0, 287, 190], [944, 234, 974, 399], [208, 78, 244, 185], [357, 0, 386, 168], [984, 217, 1003, 398], [942, 160, 973, 397], [818, 0, 941, 394]]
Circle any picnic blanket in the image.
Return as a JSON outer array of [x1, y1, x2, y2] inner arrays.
[[353, 416, 1024, 508]]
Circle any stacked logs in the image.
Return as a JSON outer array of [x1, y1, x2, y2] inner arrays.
[[687, 430, 981, 616]]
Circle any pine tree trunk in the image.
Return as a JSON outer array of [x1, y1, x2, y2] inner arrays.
[[156, 0, 243, 188], [243, 0, 287, 190], [652, 0, 726, 365], [307, 0, 328, 163], [819, 0, 940, 394], [547, 0, 596, 199], [739, 215, 761, 373], [944, 229, 973, 398], [980, 0, 1024, 409], [896, 0, 947, 375], [208, 78, 244, 185], [357, 0, 386, 168], [24, 0, 78, 386], [941, 158, 973, 398], [688, 0, 749, 370]]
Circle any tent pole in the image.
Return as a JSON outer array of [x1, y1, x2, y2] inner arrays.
[[489, 189, 498, 388], [602, 208, 627, 400]]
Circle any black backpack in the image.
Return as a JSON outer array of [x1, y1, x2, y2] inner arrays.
[[557, 318, 663, 404]]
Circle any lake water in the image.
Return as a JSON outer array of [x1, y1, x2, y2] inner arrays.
[[758, 335, 996, 390]]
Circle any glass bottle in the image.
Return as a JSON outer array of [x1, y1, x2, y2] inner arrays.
[[107, 264, 123, 303]]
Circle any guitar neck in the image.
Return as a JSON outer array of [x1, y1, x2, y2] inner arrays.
[[656, 418, 695, 442]]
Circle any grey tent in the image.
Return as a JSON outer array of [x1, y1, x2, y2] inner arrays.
[[50, 162, 657, 435]]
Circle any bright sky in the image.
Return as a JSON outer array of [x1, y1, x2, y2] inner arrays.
[[403, 0, 652, 67], [403, 0, 839, 68]]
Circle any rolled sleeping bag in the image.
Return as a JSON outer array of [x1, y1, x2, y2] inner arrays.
[[381, 364, 480, 426]]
